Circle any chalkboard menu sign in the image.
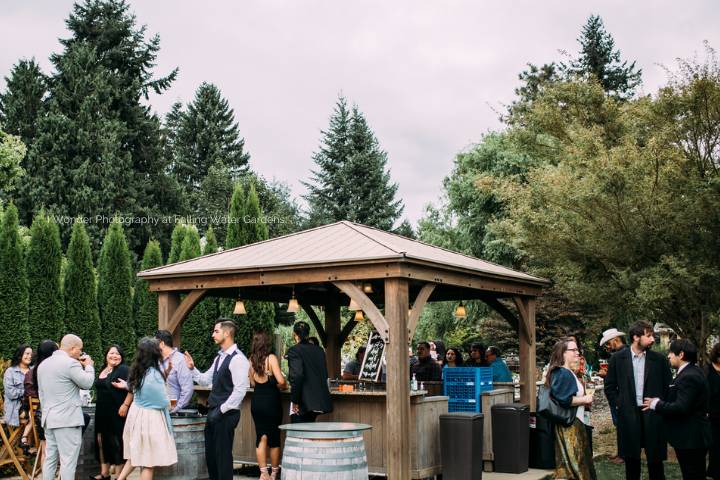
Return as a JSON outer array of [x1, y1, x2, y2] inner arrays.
[[358, 330, 385, 382]]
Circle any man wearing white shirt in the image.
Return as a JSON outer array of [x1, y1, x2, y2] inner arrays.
[[185, 320, 250, 480]]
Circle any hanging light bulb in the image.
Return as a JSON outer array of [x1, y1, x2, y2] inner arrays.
[[362, 282, 374, 294], [454, 302, 467, 319], [354, 310, 364, 321], [287, 287, 299, 313], [348, 298, 360, 311], [233, 297, 246, 315], [408, 308, 413, 318]]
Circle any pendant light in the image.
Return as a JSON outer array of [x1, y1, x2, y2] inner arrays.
[[454, 301, 467, 319], [354, 310, 365, 321], [362, 282, 374, 294], [233, 297, 247, 315], [287, 287, 299, 313]]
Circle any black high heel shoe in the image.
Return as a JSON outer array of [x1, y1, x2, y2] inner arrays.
[[89, 475, 111, 480]]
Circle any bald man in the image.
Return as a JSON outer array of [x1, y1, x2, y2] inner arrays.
[[38, 334, 95, 479]]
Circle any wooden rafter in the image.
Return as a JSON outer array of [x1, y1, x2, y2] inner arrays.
[[299, 302, 327, 345], [408, 283, 436, 341], [333, 280, 389, 342], [339, 311, 358, 345], [166, 289, 208, 334]]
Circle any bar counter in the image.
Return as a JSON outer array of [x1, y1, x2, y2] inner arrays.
[[195, 387, 448, 478]]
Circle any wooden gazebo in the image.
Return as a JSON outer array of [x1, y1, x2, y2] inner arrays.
[[138, 221, 549, 480]]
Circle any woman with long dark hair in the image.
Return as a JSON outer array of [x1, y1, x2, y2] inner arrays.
[[249, 331, 287, 480], [3, 344, 32, 429], [24, 340, 58, 457], [546, 338, 596, 480], [90, 345, 129, 480], [116, 338, 177, 480], [443, 347, 464, 368]]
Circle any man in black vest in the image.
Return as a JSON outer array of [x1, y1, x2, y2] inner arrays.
[[643, 339, 712, 480], [287, 321, 333, 423], [604, 320, 672, 480], [185, 319, 250, 480]]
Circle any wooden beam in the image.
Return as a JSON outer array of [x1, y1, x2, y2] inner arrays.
[[166, 289, 208, 337], [482, 297, 521, 333], [158, 292, 181, 347], [324, 302, 342, 379], [299, 302, 327, 345], [339, 312, 358, 345], [408, 283, 436, 340], [516, 297, 537, 411], [385, 278, 411, 480], [332, 281, 389, 342]]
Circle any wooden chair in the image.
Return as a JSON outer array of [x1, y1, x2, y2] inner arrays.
[[27, 398, 44, 479], [0, 418, 30, 480]]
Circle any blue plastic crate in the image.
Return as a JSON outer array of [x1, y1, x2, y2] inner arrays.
[[448, 398, 482, 413], [443, 367, 493, 402]]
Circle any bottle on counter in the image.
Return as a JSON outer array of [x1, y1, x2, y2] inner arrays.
[[411, 373, 418, 391]]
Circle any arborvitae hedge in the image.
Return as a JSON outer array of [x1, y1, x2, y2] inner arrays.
[[134, 239, 163, 338], [97, 219, 135, 357], [0, 203, 29, 358], [64, 221, 102, 362], [167, 222, 187, 264], [27, 212, 64, 347]]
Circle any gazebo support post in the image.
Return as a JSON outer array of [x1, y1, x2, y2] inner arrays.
[[515, 296, 537, 410], [324, 301, 342, 379], [385, 278, 411, 480], [158, 291, 181, 346]]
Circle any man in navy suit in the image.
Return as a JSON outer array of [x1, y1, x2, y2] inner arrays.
[[643, 339, 712, 480]]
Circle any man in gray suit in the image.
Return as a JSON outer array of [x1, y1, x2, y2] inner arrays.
[[38, 334, 95, 479]]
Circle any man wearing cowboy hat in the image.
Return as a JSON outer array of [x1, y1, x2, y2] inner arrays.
[[600, 327, 627, 464]]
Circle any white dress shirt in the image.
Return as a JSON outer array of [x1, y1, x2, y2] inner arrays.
[[631, 348, 646, 406], [191, 344, 250, 413]]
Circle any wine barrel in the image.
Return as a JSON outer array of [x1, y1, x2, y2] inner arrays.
[[279, 422, 372, 480], [155, 412, 208, 480]]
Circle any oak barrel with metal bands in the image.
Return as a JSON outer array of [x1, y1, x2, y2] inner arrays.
[[155, 412, 208, 479]]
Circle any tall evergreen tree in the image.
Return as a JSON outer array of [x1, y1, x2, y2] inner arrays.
[[303, 96, 404, 230], [167, 222, 188, 264], [225, 183, 246, 249], [134, 239, 163, 338], [565, 15, 642, 99], [97, 218, 135, 355], [0, 59, 47, 145], [0, 130, 26, 198], [170, 83, 250, 197], [178, 226, 201, 261], [0, 203, 29, 358], [24, 0, 183, 254], [27, 212, 64, 346], [244, 182, 269, 243], [181, 227, 219, 370], [64, 221, 101, 362]]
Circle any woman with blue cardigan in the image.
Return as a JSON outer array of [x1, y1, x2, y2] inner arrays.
[[547, 338, 596, 480], [3, 344, 32, 428], [116, 338, 177, 480]]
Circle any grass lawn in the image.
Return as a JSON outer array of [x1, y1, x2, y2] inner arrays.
[[595, 456, 682, 480]]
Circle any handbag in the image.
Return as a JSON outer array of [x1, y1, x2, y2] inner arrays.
[[537, 384, 577, 426]]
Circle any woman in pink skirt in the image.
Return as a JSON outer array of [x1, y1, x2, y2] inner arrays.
[[116, 338, 177, 480]]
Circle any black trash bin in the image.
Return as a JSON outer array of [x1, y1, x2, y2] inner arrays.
[[440, 412, 484, 480], [529, 412, 556, 469], [491, 403, 529, 473]]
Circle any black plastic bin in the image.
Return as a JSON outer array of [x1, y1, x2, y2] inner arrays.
[[529, 412, 556, 469], [440, 412, 484, 480], [491, 403, 530, 473]]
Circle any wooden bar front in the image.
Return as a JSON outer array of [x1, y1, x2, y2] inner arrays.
[[229, 389, 448, 479]]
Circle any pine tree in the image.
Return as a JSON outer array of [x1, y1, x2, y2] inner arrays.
[[27, 212, 64, 346], [0, 59, 47, 145], [0, 203, 29, 358], [167, 222, 188, 264], [134, 239, 163, 338], [182, 227, 219, 370], [225, 183, 246, 249], [197, 163, 234, 244], [64, 221, 102, 362], [97, 218, 135, 355], [171, 82, 250, 197], [244, 182, 268, 243], [565, 15, 641, 99], [24, 0, 183, 254], [303, 96, 404, 230]]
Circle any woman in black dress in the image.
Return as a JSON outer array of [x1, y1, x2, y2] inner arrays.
[[249, 332, 287, 480], [90, 344, 129, 480]]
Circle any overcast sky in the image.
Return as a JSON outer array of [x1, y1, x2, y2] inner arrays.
[[2, 1, 719, 226]]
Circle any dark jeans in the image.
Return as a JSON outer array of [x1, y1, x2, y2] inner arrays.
[[675, 448, 706, 480], [204, 409, 241, 480], [290, 411, 319, 423], [709, 419, 720, 480]]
